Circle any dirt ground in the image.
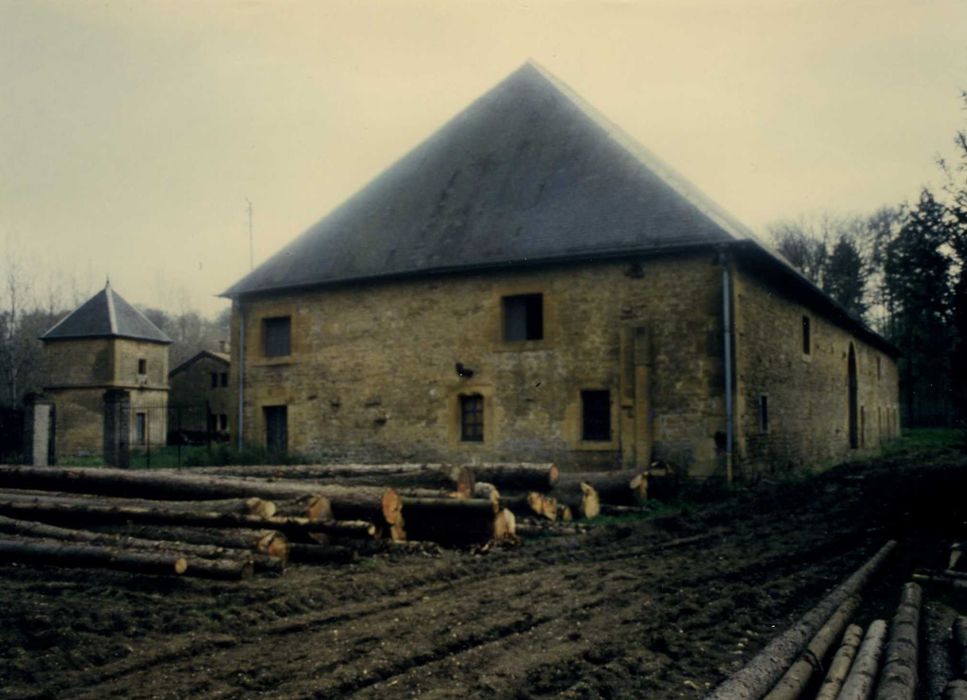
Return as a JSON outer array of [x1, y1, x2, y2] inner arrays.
[[1, 447, 966, 700]]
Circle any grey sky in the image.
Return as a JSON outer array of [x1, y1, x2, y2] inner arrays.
[[2, 0, 965, 317]]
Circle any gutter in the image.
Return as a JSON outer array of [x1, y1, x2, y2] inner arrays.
[[720, 248, 735, 483], [237, 303, 245, 450]]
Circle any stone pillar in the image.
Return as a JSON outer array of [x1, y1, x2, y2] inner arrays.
[[24, 396, 54, 466], [103, 389, 131, 468]]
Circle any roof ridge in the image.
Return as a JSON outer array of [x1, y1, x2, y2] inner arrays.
[[105, 285, 118, 335]]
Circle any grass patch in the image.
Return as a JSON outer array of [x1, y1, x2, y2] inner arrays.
[[881, 428, 966, 457]]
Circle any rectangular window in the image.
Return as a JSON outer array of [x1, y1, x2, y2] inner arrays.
[[138, 358, 147, 374], [220, 372, 229, 387], [219, 414, 228, 431], [503, 294, 543, 341], [263, 316, 292, 357], [759, 395, 769, 433], [211, 372, 219, 388], [801, 316, 811, 355], [460, 394, 484, 442], [135, 412, 146, 445], [581, 390, 611, 441], [264, 406, 288, 454]]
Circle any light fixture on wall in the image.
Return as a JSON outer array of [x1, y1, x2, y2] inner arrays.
[[455, 362, 474, 378]]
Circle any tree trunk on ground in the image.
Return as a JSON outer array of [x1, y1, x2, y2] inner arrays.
[[0, 514, 284, 572], [0, 499, 375, 541], [554, 471, 647, 505], [463, 463, 559, 491], [287, 542, 358, 565], [400, 497, 513, 545], [954, 617, 967, 678], [764, 596, 861, 700], [192, 464, 475, 497], [945, 680, 967, 700], [0, 536, 253, 580], [838, 619, 888, 700], [0, 489, 276, 518], [549, 481, 600, 519], [875, 582, 922, 700], [815, 624, 864, 700], [0, 465, 401, 530], [707, 540, 896, 700], [89, 524, 290, 560]]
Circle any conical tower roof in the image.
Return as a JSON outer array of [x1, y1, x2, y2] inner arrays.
[[41, 283, 171, 344], [223, 61, 756, 298]]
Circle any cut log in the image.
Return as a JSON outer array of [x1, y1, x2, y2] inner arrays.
[[526, 492, 559, 521], [191, 463, 476, 497], [764, 595, 861, 700], [950, 542, 963, 571], [472, 482, 500, 503], [271, 495, 334, 521], [90, 524, 290, 561], [0, 465, 399, 529], [838, 619, 888, 700], [463, 463, 559, 491], [400, 497, 513, 545], [875, 582, 922, 700], [815, 623, 864, 700], [0, 489, 276, 518], [0, 514, 284, 572], [706, 540, 896, 700], [555, 471, 647, 506], [0, 499, 376, 541], [548, 481, 600, 519], [493, 508, 517, 542]]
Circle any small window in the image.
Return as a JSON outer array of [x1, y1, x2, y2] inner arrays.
[[211, 372, 219, 388], [138, 358, 147, 374], [207, 413, 217, 432], [581, 390, 611, 441], [220, 372, 229, 387], [801, 316, 811, 355], [219, 414, 228, 431], [503, 294, 543, 341], [460, 394, 484, 442], [135, 412, 146, 445], [759, 395, 769, 433], [263, 317, 292, 357]]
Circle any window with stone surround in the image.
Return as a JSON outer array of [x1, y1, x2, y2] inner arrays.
[[801, 316, 811, 355], [460, 394, 484, 442], [138, 358, 147, 374], [759, 395, 769, 433], [135, 412, 146, 445], [503, 294, 543, 341], [581, 390, 611, 441], [263, 316, 292, 357], [210, 372, 218, 388]]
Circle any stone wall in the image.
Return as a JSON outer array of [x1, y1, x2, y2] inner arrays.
[[732, 262, 900, 477], [169, 355, 232, 433], [232, 252, 728, 473]]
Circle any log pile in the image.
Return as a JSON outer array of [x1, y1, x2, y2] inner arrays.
[[0, 463, 533, 581]]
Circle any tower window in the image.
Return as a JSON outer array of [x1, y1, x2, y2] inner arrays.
[[581, 390, 611, 441], [503, 294, 543, 341], [460, 394, 484, 442]]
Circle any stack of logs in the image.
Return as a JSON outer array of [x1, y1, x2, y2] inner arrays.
[[708, 538, 967, 700], [0, 462, 658, 581]]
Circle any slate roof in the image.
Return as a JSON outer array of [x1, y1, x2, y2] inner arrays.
[[41, 284, 172, 344], [223, 61, 759, 299]]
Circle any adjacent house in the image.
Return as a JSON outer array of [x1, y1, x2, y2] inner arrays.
[[167, 349, 231, 441], [222, 62, 900, 479], [39, 283, 171, 461]]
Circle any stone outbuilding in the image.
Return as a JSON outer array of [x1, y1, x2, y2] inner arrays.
[[167, 349, 231, 441], [39, 283, 171, 462], [222, 62, 900, 480]]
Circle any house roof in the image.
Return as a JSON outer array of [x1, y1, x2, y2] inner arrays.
[[169, 350, 230, 378], [223, 61, 761, 299], [40, 283, 172, 344]]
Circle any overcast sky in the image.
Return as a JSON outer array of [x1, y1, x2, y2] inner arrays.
[[2, 0, 966, 317]]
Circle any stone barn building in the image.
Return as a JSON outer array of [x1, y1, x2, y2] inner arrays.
[[168, 349, 231, 441], [39, 283, 171, 462], [223, 62, 900, 480]]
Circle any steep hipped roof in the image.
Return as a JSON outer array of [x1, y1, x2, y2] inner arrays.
[[41, 283, 172, 344], [223, 61, 757, 298]]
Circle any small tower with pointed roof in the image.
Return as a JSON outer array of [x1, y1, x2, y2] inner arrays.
[[40, 283, 172, 462]]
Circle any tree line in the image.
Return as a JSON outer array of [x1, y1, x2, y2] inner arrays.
[[768, 94, 967, 427]]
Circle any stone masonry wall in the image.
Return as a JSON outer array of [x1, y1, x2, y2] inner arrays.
[[231, 252, 728, 475], [732, 263, 900, 477], [169, 356, 232, 433]]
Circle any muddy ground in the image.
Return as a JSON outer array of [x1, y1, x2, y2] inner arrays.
[[1, 447, 966, 700]]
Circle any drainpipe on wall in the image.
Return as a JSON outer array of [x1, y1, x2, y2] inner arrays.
[[720, 249, 735, 484], [237, 302, 245, 451]]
